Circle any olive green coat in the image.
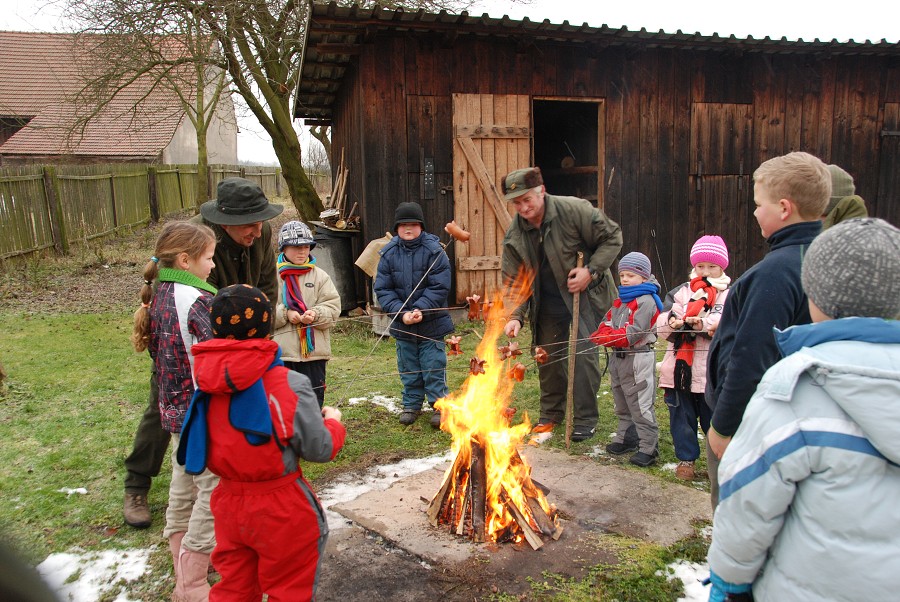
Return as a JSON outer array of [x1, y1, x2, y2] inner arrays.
[[500, 193, 623, 340]]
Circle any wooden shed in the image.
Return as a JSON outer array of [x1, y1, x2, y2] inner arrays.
[[294, 2, 900, 302]]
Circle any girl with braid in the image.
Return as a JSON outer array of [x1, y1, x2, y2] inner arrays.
[[131, 220, 219, 600], [272, 221, 341, 407]]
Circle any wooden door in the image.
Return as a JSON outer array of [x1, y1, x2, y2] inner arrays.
[[451, 93, 531, 302], [689, 103, 756, 275], [876, 103, 900, 227]]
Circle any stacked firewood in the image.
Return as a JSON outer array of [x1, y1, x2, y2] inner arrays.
[[320, 149, 359, 229]]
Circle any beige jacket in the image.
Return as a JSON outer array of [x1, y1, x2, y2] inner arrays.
[[273, 265, 341, 362]]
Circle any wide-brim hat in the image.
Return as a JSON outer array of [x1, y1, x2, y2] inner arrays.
[[200, 177, 284, 226]]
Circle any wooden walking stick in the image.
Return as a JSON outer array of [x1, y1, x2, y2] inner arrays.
[[565, 252, 584, 450]]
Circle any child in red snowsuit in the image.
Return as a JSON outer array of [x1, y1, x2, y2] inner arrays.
[[178, 284, 346, 602]]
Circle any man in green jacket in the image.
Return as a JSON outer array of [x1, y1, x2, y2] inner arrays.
[[500, 167, 623, 442], [123, 177, 283, 528]]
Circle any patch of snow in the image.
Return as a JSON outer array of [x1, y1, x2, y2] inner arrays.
[[37, 547, 151, 602], [56, 487, 88, 497], [346, 393, 402, 414], [661, 462, 679, 473], [659, 559, 710, 602], [318, 450, 453, 529]]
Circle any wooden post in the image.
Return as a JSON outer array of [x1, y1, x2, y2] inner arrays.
[[565, 252, 584, 450], [470, 439, 486, 542], [147, 166, 159, 223], [42, 166, 68, 255]]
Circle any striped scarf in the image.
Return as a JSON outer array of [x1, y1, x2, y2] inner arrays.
[[277, 253, 316, 357]]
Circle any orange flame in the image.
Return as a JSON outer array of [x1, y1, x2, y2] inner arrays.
[[435, 267, 557, 541]]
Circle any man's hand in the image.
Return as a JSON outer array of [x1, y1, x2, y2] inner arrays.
[[708, 427, 732, 459], [504, 319, 521, 338], [567, 267, 592, 293]]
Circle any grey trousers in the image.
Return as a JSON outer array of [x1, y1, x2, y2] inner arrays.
[[608, 350, 658, 454]]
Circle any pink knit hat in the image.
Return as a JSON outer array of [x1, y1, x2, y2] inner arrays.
[[690, 235, 729, 270]]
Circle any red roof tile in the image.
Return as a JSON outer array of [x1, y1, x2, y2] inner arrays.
[[0, 31, 190, 157]]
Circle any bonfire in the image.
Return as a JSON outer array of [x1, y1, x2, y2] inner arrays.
[[428, 272, 562, 549]]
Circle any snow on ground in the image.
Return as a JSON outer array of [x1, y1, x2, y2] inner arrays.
[[32, 395, 714, 600], [318, 450, 454, 529], [37, 548, 151, 602]]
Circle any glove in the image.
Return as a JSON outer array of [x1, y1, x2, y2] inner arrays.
[[706, 570, 753, 602]]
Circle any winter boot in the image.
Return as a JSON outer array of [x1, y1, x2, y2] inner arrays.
[[168, 532, 185, 583], [173, 548, 211, 602], [123, 492, 152, 528]]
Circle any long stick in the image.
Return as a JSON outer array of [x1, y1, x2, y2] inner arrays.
[[565, 252, 584, 450]]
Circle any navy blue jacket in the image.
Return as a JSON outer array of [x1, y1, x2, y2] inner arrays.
[[706, 220, 821, 437], [374, 232, 454, 341]]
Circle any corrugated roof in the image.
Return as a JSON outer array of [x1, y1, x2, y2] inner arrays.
[[294, 1, 900, 122], [0, 31, 188, 158]]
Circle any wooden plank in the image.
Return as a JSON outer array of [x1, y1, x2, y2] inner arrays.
[[455, 137, 512, 231], [480, 95, 498, 300], [470, 440, 486, 543], [458, 255, 501, 271], [452, 94, 473, 300], [454, 124, 531, 139]]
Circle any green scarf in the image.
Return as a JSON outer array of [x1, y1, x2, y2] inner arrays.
[[158, 268, 217, 294]]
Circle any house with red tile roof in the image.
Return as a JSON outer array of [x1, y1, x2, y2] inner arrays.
[[0, 30, 237, 165]]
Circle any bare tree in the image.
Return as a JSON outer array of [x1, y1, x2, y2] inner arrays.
[[64, 0, 231, 208], [309, 125, 331, 164]]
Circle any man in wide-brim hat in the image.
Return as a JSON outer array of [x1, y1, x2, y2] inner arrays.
[[122, 176, 284, 530]]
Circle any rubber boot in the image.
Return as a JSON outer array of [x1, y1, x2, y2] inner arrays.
[[173, 548, 211, 602], [168, 532, 185, 583]]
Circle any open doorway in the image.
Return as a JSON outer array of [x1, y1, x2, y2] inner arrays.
[[532, 98, 603, 205]]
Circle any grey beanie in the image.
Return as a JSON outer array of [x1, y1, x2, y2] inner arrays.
[[824, 164, 855, 215], [802, 218, 900, 319], [618, 252, 652, 280]]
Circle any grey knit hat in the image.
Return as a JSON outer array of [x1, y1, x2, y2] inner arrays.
[[278, 220, 316, 251], [824, 165, 855, 215], [618, 252, 652, 280], [802, 218, 900, 319]]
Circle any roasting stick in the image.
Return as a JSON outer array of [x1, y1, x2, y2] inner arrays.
[[565, 252, 584, 450]]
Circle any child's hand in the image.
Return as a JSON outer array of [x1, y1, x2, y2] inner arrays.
[[402, 310, 422, 325], [300, 309, 317, 325], [322, 406, 342, 422], [684, 316, 702, 329], [668, 314, 684, 330], [287, 309, 302, 325]]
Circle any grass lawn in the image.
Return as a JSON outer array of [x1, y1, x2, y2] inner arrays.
[[0, 212, 711, 600]]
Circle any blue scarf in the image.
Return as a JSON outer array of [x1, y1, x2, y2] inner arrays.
[[618, 282, 664, 311], [176, 349, 284, 475]]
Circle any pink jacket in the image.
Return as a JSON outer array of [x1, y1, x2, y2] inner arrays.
[[656, 284, 728, 393]]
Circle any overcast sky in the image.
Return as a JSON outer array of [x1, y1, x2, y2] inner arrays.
[[4, 0, 899, 163]]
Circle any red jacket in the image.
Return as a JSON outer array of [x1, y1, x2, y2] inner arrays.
[[190, 338, 345, 481]]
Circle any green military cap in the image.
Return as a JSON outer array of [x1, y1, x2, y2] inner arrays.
[[501, 167, 544, 201]]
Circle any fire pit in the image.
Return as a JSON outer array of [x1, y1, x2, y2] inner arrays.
[[429, 273, 562, 549]]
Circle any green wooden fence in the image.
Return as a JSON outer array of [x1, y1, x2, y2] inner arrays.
[[0, 163, 285, 260]]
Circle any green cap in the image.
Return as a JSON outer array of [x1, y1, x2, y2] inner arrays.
[[501, 167, 544, 201]]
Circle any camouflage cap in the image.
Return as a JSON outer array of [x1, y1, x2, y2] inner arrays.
[[501, 167, 544, 201]]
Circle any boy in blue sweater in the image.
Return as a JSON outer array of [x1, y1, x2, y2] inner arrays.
[[705, 151, 831, 508]]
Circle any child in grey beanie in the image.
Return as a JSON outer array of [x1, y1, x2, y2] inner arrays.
[[802, 217, 900, 320], [707, 217, 900, 602]]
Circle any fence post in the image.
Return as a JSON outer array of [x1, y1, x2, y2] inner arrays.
[[42, 166, 69, 255], [108, 172, 118, 229], [147, 166, 159, 223], [276, 167, 282, 197]]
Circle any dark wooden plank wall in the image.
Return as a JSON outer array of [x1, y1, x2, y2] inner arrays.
[[330, 33, 900, 286]]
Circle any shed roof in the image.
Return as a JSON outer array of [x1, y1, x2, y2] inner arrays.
[[0, 31, 187, 158], [294, 1, 900, 123]]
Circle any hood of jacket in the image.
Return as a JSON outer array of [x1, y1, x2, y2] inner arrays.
[[191, 338, 281, 394], [771, 318, 900, 462]]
